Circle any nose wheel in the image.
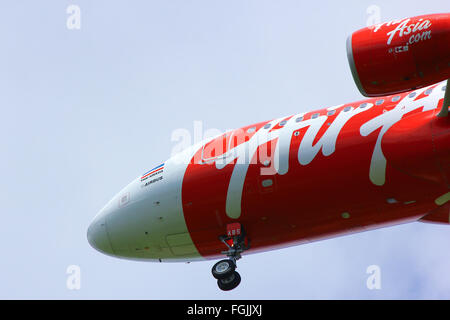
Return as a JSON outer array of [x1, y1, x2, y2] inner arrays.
[[212, 259, 236, 279], [217, 271, 241, 291], [211, 223, 249, 291]]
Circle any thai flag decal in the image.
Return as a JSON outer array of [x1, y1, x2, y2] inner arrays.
[[141, 163, 164, 181]]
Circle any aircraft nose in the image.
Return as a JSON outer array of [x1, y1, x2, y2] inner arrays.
[[87, 214, 114, 255]]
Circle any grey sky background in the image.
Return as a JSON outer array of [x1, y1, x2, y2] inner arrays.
[[1, 0, 450, 299]]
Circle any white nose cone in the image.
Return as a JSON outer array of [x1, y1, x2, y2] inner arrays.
[[87, 212, 114, 255]]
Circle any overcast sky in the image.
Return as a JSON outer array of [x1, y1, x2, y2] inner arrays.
[[1, 0, 450, 299]]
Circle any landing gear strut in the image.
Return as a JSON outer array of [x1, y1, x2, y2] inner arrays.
[[211, 223, 249, 291]]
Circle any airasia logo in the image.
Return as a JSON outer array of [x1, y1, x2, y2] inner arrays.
[[183, 84, 443, 219], [373, 17, 432, 45]]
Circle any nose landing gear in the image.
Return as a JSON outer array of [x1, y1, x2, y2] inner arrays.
[[211, 223, 249, 291]]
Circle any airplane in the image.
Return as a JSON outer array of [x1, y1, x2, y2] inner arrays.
[[87, 13, 450, 291]]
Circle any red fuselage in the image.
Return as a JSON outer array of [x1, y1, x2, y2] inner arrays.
[[181, 83, 450, 259]]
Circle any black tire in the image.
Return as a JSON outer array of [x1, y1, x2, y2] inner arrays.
[[217, 271, 241, 291], [211, 259, 236, 280]]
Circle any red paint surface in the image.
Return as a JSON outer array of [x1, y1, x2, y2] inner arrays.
[[181, 93, 450, 259], [350, 13, 450, 96]]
